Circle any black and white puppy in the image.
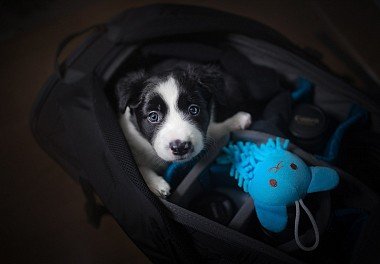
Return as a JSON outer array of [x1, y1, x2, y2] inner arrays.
[[116, 65, 251, 197]]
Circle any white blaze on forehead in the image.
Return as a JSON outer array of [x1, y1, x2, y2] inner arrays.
[[152, 76, 204, 161], [155, 76, 179, 112]]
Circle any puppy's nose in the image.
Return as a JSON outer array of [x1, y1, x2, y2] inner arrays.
[[169, 140, 192, 156]]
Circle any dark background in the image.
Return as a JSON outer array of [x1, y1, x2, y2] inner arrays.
[[1, 1, 379, 263]]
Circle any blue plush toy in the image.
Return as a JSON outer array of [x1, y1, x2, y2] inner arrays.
[[217, 137, 339, 251]]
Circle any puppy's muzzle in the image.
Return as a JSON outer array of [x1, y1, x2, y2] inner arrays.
[[169, 140, 192, 156]]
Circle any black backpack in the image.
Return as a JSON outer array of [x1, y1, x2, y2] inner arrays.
[[31, 4, 380, 263]]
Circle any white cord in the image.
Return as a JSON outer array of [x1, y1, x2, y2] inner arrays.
[[294, 199, 320, 251]]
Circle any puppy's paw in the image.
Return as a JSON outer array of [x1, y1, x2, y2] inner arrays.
[[147, 177, 171, 198], [229, 112, 252, 131]]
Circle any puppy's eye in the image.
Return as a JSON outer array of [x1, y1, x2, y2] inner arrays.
[[188, 104, 200, 116], [148, 111, 160, 123]]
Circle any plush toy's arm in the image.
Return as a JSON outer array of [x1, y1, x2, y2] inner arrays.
[[307, 166, 339, 193]]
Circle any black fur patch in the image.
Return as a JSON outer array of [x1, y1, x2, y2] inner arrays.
[[135, 93, 168, 142], [176, 84, 211, 135]]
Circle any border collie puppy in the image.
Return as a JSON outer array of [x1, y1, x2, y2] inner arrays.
[[116, 65, 251, 197]]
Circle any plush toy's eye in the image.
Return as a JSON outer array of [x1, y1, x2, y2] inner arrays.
[[188, 104, 200, 116], [290, 163, 298, 170], [148, 111, 160, 123], [269, 179, 277, 187]]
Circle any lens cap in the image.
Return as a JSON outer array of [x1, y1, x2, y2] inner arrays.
[[289, 104, 327, 139], [289, 104, 329, 152]]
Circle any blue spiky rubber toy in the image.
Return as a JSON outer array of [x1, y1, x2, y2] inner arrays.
[[217, 137, 339, 251]]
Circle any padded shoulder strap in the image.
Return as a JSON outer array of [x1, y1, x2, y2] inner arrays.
[[55, 24, 106, 79]]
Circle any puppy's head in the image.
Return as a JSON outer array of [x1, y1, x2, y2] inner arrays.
[[116, 65, 224, 162]]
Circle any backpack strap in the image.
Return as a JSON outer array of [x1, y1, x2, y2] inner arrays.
[[162, 199, 303, 264], [55, 24, 106, 79]]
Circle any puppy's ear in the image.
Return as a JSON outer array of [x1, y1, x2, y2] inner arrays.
[[115, 70, 146, 113], [189, 65, 227, 105]]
